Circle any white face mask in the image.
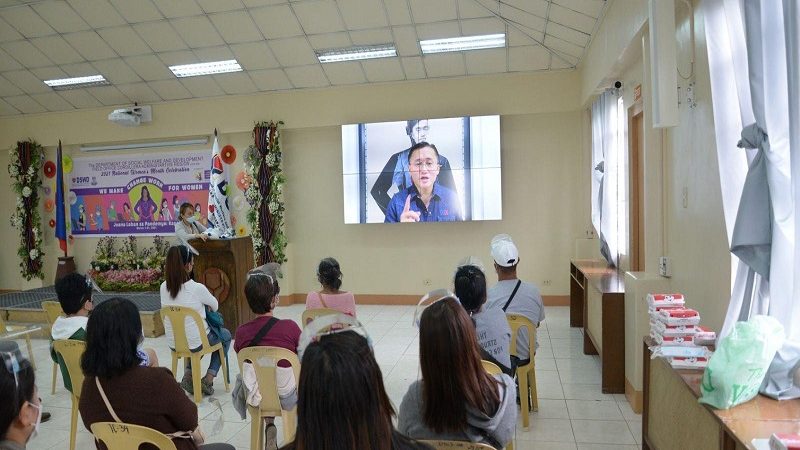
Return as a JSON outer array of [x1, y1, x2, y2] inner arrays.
[[27, 400, 42, 441]]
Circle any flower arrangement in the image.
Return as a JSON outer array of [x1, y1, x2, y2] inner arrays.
[[89, 236, 169, 291], [244, 121, 287, 265], [9, 140, 45, 280]]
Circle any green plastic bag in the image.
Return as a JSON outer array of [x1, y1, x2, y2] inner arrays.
[[699, 315, 784, 409]]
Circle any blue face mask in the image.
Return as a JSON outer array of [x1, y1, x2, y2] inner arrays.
[[185, 216, 196, 224]]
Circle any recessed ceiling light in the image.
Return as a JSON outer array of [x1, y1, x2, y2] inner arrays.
[[420, 33, 506, 54], [169, 59, 243, 78], [316, 44, 397, 63], [44, 75, 109, 90]]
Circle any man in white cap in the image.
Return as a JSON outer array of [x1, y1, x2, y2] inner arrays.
[[486, 234, 545, 368]]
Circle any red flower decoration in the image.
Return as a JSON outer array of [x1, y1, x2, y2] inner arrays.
[[68, 235, 74, 243], [221, 145, 236, 164], [231, 216, 237, 226], [208, 204, 215, 214], [49, 219, 55, 228], [44, 198, 55, 213], [235, 171, 250, 191], [44, 161, 56, 178]]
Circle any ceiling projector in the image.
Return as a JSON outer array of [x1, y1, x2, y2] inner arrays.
[[108, 105, 152, 127]]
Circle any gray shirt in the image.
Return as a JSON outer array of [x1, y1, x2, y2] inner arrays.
[[472, 307, 512, 370], [397, 374, 517, 448], [486, 279, 545, 360]]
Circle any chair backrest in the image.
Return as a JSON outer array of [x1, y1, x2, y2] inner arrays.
[[301, 308, 340, 328], [481, 360, 503, 376], [52, 340, 86, 398], [421, 440, 497, 450], [42, 301, 64, 326], [91, 422, 177, 450], [506, 314, 536, 357], [236, 346, 301, 414], [0, 313, 8, 333], [159, 306, 211, 352]]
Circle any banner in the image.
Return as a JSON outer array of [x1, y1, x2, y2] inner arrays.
[[69, 150, 211, 236]]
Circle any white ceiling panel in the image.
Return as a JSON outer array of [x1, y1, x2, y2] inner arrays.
[[460, 17, 505, 36], [192, 45, 235, 62], [213, 72, 258, 94], [307, 31, 351, 50], [423, 53, 465, 78], [350, 28, 392, 46], [0, 6, 55, 38], [196, 0, 245, 13], [408, 0, 457, 24], [58, 89, 102, 108], [109, 0, 163, 23], [30, 36, 84, 65], [123, 54, 174, 81], [361, 58, 404, 82], [415, 21, 460, 41], [543, 34, 583, 58], [178, 76, 225, 97], [400, 56, 425, 79], [457, 0, 496, 19], [1, 41, 52, 68], [249, 68, 292, 90], [133, 22, 189, 53], [154, 0, 204, 18], [30, 66, 68, 81], [242, 0, 284, 6], [384, 0, 411, 25], [507, 27, 544, 47], [551, 54, 575, 69], [465, 47, 506, 74], [250, 5, 303, 39], [546, 21, 590, 47], [0, 98, 19, 115], [85, 85, 130, 106], [269, 37, 316, 66], [322, 61, 365, 85], [209, 10, 263, 43], [66, 0, 126, 28], [337, 0, 387, 30], [292, 1, 345, 34], [230, 41, 279, 70], [30, 91, 74, 111], [147, 79, 192, 100], [32, 1, 90, 33], [0, 74, 23, 96], [59, 61, 98, 76], [284, 64, 328, 88], [156, 50, 197, 67], [62, 31, 117, 61], [553, 0, 605, 18], [115, 82, 163, 103], [5, 95, 46, 113], [171, 16, 225, 48], [392, 26, 419, 56], [90, 59, 142, 84], [501, 0, 549, 18], [98, 26, 152, 57], [0, 48, 22, 71], [508, 45, 550, 71], [548, 3, 596, 34], [0, 17, 23, 42]]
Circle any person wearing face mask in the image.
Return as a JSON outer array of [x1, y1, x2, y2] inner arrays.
[[0, 346, 42, 450], [175, 202, 208, 255]]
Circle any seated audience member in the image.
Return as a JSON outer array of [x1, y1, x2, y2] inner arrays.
[[79, 298, 233, 450], [486, 234, 545, 366], [161, 245, 231, 396], [51, 273, 157, 393], [0, 347, 41, 450], [453, 263, 513, 375], [280, 326, 432, 450], [234, 263, 301, 450], [305, 257, 356, 317], [398, 297, 516, 449]]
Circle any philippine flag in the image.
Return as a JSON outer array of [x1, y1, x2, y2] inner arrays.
[[207, 134, 233, 235], [55, 140, 67, 253]]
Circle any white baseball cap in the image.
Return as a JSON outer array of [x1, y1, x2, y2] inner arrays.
[[491, 234, 519, 267]]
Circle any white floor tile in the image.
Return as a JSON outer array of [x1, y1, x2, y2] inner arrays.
[[571, 420, 636, 445], [565, 400, 625, 421]]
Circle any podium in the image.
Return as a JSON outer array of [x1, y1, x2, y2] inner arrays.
[[189, 236, 254, 332]]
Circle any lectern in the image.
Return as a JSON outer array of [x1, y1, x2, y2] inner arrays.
[[189, 236, 254, 332]]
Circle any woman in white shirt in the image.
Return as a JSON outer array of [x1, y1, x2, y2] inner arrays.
[[174, 203, 207, 254], [160, 245, 230, 396]]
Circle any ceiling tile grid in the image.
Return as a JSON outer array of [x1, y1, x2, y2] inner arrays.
[[0, 0, 607, 115]]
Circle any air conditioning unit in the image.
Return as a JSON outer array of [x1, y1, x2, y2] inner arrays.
[[108, 105, 152, 127]]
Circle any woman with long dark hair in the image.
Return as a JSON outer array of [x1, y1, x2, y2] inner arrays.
[[160, 245, 230, 396], [398, 297, 516, 448], [304, 257, 356, 316], [79, 298, 233, 450], [280, 330, 431, 450], [0, 347, 40, 449], [134, 186, 157, 222]]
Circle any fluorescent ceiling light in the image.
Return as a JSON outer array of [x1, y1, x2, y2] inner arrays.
[[317, 44, 397, 63], [81, 137, 209, 152], [420, 33, 506, 54], [44, 75, 109, 90], [169, 59, 242, 78]]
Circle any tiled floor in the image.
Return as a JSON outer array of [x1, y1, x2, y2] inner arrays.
[[13, 305, 641, 449]]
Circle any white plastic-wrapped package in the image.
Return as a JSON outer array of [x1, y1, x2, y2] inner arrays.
[[693, 326, 717, 346]]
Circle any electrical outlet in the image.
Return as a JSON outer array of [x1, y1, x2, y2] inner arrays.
[[682, 186, 689, 208], [423, 278, 432, 287], [659, 256, 672, 277], [542, 279, 552, 286]]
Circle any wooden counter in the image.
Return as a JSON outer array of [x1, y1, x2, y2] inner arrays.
[[643, 337, 800, 449]]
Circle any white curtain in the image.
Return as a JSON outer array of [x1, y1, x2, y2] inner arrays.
[[704, 0, 800, 400], [591, 89, 623, 266]]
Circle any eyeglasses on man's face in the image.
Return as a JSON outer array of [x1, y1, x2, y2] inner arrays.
[[411, 160, 441, 171]]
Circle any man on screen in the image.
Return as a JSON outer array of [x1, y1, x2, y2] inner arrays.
[[384, 143, 462, 223], [371, 119, 458, 214]]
